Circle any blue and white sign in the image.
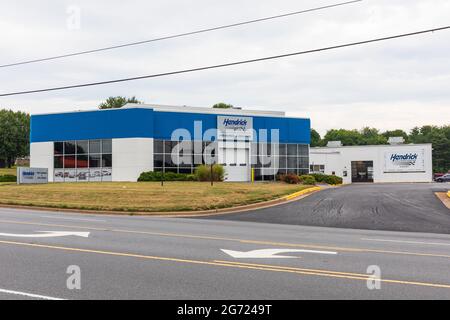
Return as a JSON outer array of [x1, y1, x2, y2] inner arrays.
[[17, 167, 48, 184], [217, 116, 253, 140], [384, 149, 425, 173]]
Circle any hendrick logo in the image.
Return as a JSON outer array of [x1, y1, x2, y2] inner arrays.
[[222, 118, 248, 131], [390, 153, 418, 166]]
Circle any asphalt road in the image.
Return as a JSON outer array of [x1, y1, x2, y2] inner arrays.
[[1, 202, 450, 299], [207, 183, 450, 234]]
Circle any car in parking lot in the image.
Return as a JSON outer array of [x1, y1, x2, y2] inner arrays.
[[435, 173, 450, 182]]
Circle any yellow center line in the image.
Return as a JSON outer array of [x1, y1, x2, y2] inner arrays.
[[1, 239, 450, 290], [1, 218, 450, 259]]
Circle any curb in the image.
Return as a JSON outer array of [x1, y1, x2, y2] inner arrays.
[[0, 186, 323, 218]]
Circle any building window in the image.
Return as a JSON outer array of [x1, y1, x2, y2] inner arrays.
[[54, 139, 112, 182], [153, 139, 216, 174], [310, 164, 325, 174], [251, 143, 309, 181]]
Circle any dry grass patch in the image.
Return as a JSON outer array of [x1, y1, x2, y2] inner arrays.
[[0, 182, 311, 213]]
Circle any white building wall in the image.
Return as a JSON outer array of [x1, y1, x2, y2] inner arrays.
[[30, 142, 54, 182], [112, 138, 153, 182], [310, 144, 432, 184]]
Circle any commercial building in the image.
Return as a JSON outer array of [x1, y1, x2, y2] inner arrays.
[[30, 104, 311, 182], [310, 141, 433, 184]]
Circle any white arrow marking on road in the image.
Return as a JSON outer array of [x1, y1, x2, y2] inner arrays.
[[0, 231, 90, 238], [220, 248, 337, 259]]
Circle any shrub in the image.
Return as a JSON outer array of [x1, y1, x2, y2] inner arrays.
[[194, 164, 225, 182], [0, 174, 16, 182], [310, 173, 342, 185], [299, 175, 316, 185], [137, 171, 196, 182], [282, 173, 300, 184]]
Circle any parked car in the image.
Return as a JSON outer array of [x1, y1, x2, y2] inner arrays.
[[435, 173, 450, 182]]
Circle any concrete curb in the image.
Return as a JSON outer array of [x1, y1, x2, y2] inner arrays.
[[0, 186, 323, 217]]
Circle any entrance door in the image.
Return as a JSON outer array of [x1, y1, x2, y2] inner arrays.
[[351, 161, 374, 183]]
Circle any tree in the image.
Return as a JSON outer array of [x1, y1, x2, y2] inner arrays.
[[310, 129, 322, 147], [0, 109, 30, 168], [212, 102, 234, 109], [360, 127, 387, 145], [322, 129, 363, 146], [409, 125, 450, 173], [381, 129, 409, 143], [98, 96, 142, 109]]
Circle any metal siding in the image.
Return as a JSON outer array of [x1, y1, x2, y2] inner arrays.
[[30, 108, 310, 144], [30, 109, 154, 142]]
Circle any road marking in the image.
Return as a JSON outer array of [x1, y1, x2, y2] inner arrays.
[[0, 218, 450, 259], [40, 215, 106, 222], [0, 231, 89, 238], [362, 238, 450, 247], [221, 248, 337, 258], [0, 239, 449, 290], [0, 288, 64, 300]]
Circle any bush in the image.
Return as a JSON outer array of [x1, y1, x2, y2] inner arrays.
[[310, 173, 342, 185], [279, 173, 300, 184], [299, 175, 316, 185], [138, 171, 196, 182], [194, 164, 225, 182], [0, 174, 16, 182]]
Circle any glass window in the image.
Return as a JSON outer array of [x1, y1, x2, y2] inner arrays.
[[164, 153, 176, 167], [287, 144, 297, 156], [278, 156, 287, 168], [102, 139, 112, 153], [298, 144, 308, 156], [164, 141, 175, 154], [287, 157, 297, 169], [64, 155, 76, 168], [54, 142, 64, 155], [298, 157, 309, 169], [278, 144, 287, 156], [154, 140, 164, 153], [102, 154, 112, 167], [76, 154, 89, 168], [154, 154, 163, 167], [76, 140, 88, 154], [89, 140, 101, 154], [89, 154, 101, 168], [64, 141, 76, 154], [54, 156, 64, 168]]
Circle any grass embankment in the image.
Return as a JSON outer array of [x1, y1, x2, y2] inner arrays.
[[0, 182, 311, 213]]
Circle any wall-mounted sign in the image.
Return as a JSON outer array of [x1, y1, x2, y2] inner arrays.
[[383, 149, 425, 173], [217, 116, 253, 140], [17, 167, 48, 184]]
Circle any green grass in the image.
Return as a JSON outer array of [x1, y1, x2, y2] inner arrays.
[[0, 181, 311, 213]]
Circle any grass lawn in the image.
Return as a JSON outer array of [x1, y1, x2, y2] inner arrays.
[[0, 167, 17, 176], [0, 182, 312, 213]]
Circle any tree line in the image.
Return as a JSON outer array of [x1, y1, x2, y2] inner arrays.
[[311, 126, 450, 173]]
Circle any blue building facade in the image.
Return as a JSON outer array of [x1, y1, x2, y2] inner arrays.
[[30, 105, 310, 182]]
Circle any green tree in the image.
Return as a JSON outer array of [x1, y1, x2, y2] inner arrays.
[[98, 96, 142, 109], [0, 109, 30, 168], [212, 102, 234, 109], [310, 129, 322, 147], [322, 129, 363, 146], [360, 127, 387, 145], [409, 125, 450, 173], [381, 129, 409, 143]]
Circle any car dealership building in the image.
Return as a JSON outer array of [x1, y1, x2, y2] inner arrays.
[[30, 104, 311, 182], [310, 141, 433, 184]]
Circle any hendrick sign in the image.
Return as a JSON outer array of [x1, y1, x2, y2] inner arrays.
[[383, 149, 425, 173], [17, 167, 48, 184]]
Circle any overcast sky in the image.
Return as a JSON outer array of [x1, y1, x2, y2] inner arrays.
[[0, 0, 449, 135]]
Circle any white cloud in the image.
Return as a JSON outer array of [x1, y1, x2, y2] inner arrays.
[[0, 0, 449, 136]]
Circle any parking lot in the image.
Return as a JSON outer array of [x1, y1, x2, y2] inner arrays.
[[206, 183, 450, 234]]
